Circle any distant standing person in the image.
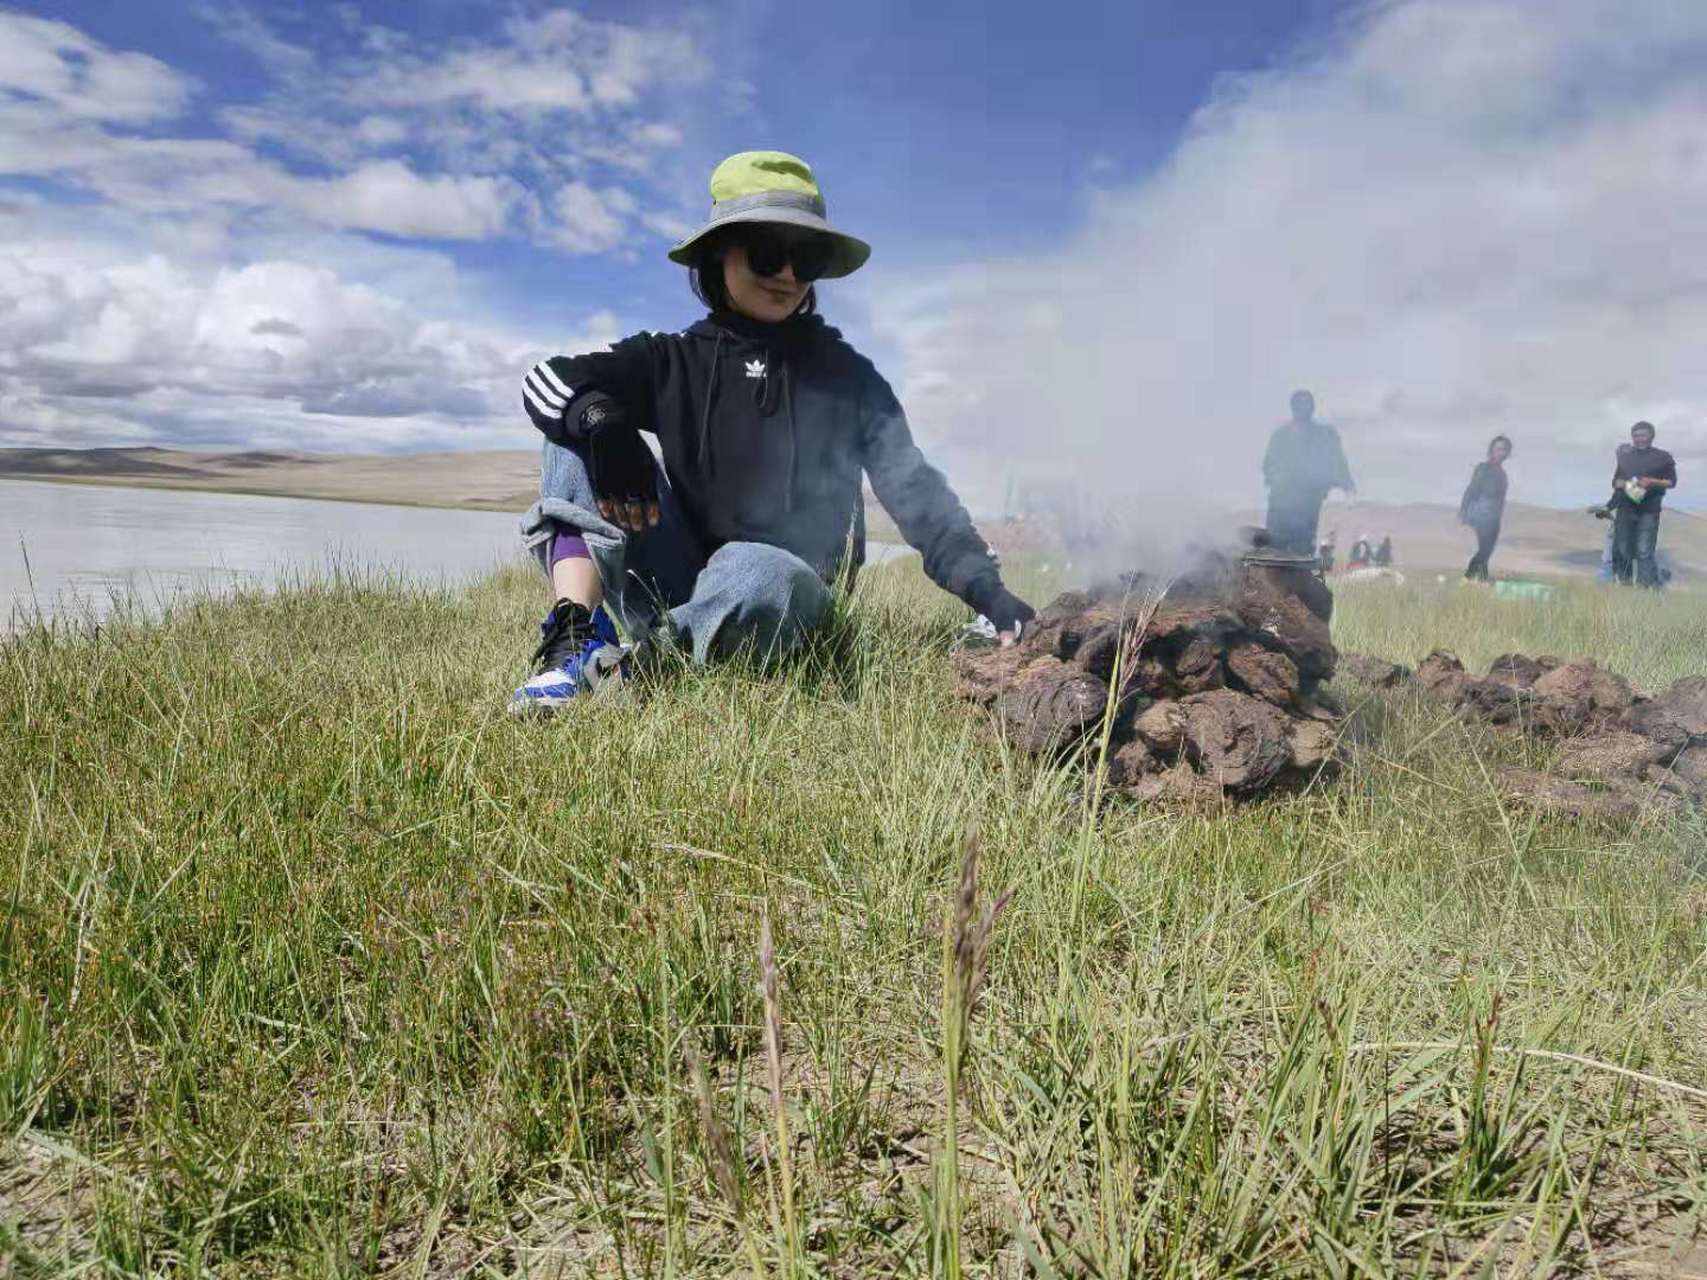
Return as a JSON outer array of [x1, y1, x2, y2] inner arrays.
[[1263, 390, 1355, 554], [1589, 443, 1629, 584], [1610, 421, 1677, 588], [1317, 527, 1338, 575], [1458, 435, 1512, 582], [1373, 534, 1393, 567]]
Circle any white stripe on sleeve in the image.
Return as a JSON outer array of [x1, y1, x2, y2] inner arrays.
[[524, 369, 566, 409], [534, 361, 575, 401], [522, 381, 560, 421]]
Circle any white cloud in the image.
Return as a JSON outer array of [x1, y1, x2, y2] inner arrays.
[[0, 101, 521, 240], [193, 5, 711, 252], [311, 162, 518, 240], [630, 122, 685, 149], [869, 0, 1707, 527], [354, 114, 408, 147], [194, 1, 318, 79], [0, 6, 712, 257], [0, 8, 192, 123], [361, 49, 592, 115], [545, 182, 637, 254], [640, 208, 694, 242], [0, 6, 710, 452], [0, 210, 621, 451]]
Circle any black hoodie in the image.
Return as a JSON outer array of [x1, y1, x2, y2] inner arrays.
[[1458, 461, 1507, 529], [524, 311, 999, 602]]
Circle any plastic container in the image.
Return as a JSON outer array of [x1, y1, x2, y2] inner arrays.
[[1492, 579, 1558, 602]]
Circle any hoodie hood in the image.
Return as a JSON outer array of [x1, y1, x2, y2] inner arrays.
[[683, 310, 839, 354]]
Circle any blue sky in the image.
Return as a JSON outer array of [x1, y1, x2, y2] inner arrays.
[[2, 0, 1704, 511], [3, 0, 1330, 338]]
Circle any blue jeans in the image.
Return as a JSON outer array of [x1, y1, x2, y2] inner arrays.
[[1612, 506, 1662, 588], [519, 442, 830, 664], [1464, 520, 1499, 581]]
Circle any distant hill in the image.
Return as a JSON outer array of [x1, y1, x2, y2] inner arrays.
[[0, 446, 539, 512], [4, 447, 1703, 583]]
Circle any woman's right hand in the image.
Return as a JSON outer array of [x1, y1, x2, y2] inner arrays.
[[967, 574, 1035, 646], [580, 396, 660, 532]]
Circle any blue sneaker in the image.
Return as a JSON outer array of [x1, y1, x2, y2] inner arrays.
[[509, 600, 623, 713]]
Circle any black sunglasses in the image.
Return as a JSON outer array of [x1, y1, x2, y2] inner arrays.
[[738, 229, 833, 283]]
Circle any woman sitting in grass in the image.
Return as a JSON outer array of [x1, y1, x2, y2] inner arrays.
[[511, 151, 1033, 711]]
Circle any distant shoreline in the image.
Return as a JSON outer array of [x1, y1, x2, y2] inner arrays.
[[0, 470, 515, 513], [0, 445, 538, 513], [2, 446, 1703, 577]]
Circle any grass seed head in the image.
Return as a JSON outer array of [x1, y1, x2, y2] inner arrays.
[[684, 1038, 743, 1216], [951, 838, 1011, 1028], [760, 908, 785, 1112]]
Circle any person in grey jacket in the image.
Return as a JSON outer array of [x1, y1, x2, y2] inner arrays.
[[1459, 435, 1512, 582], [510, 151, 1032, 711], [1262, 391, 1355, 554]]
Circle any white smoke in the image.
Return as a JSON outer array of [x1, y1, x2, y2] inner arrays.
[[867, 0, 1707, 565]]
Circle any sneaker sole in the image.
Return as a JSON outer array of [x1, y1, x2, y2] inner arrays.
[[507, 691, 581, 715]]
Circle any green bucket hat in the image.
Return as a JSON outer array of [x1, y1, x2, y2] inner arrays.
[[668, 151, 870, 279]]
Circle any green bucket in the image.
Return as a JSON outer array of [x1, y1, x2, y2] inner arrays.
[[1492, 579, 1557, 602]]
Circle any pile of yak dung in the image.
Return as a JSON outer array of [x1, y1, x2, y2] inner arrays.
[[954, 549, 1341, 802], [1342, 649, 1707, 820]]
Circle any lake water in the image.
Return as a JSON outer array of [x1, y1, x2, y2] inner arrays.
[[1, 478, 525, 627], [0, 478, 918, 628]]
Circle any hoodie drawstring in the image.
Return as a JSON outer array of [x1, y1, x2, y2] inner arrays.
[[755, 346, 776, 411], [699, 328, 724, 474], [753, 342, 796, 512], [781, 361, 797, 513], [698, 319, 799, 512]]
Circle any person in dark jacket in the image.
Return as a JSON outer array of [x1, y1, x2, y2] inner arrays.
[[509, 151, 1033, 710], [1609, 421, 1678, 588], [1262, 390, 1355, 554], [1373, 535, 1393, 568], [1458, 435, 1512, 582]]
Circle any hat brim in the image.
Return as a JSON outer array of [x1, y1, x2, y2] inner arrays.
[[668, 206, 870, 279]]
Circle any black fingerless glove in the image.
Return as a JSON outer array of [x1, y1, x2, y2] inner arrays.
[[579, 395, 657, 509], [966, 573, 1035, 635]]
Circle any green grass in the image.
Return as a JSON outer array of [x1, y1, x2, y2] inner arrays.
[[1332, 574, 1707, 691], [2, 562, 1705, 1277]]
